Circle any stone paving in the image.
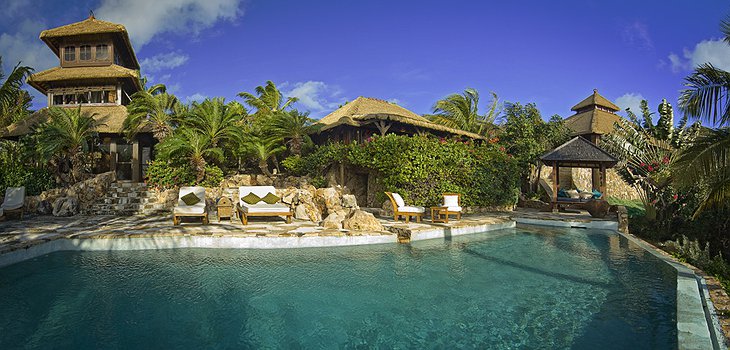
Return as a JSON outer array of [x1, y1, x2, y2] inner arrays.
[[0, 210, 514, 255]]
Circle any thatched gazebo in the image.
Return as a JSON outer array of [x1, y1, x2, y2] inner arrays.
[[312, 96, 484, 144], [540, 136, 618, 210]]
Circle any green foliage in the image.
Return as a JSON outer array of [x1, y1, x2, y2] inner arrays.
[[602, 99, 700, 223], [500, 102, 570, 193], [666, 236, 730, 291], [297, 134, 520, 207], [0, 57, 34, 129], [124, 90, 179, 140], [429, 88, 499, 136], [144, 159, 223, 190], [605, 197, 645, 218]]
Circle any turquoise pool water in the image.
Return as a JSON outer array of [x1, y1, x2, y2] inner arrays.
[[0, 226, 676, 349]]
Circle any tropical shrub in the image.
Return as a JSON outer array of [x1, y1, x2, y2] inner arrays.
[[295, 134, 520, 207], [144, 160, 223, 190]]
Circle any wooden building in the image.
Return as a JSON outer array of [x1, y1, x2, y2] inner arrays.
[[561, 89, 623, 190], [1, 15, 151, 182], [312, 96, 484, 144], [563, 89, 622, 143]]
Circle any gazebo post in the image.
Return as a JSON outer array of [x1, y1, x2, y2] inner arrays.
[[599, 164, 607, 196], [552, 161, 559, 211]]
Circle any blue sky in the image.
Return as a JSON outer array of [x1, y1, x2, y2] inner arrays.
[[1, 0, 729, 120]]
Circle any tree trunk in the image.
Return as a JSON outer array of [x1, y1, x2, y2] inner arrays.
[[259, 159, 273, 177]]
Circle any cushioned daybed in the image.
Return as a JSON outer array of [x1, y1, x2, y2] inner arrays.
[[237, 186, 292, 225]]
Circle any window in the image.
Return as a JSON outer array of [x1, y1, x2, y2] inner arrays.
[[64, 94, 76, 104], [95, 44, 109, 60], [53, 94, 64, 105], [77, 92, 89, 104], [64, 46, 75, 61], [91, 91, 103, 103], [79, 45, 91, 60]]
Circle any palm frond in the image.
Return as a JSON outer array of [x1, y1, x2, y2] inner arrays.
[[679, 63, 730, 127]]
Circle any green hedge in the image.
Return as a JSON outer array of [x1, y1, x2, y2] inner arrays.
[[145, 160, 223, 190], [287, 134, 520, 207]]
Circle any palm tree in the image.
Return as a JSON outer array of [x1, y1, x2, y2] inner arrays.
[[602, 101, 699, 221], [156, 128, 223, 182], [268, 110, 315, 155], [185, 98, 246, 147], [239, 135, 286, 177], [36, 106, 99, 183], [429, 88, 499, 136], [238, 80, 298, 119], [675, 15, 730, 216], [124, 90, 179, 140], [0, 57, 33, 128]]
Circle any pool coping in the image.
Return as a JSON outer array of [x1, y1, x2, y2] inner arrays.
[[516, 219, 725, 350], [0, 220, 516, 268]]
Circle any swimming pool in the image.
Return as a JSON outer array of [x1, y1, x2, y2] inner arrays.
[[0, 226, 676, 348]]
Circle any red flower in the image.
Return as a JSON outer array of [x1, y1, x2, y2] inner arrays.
[[672, 194, 678, 200], [647, 166, 654, 172], [662, 156, 670, 164], [499, 146, 506, 152], [640, 162, 646, 167]]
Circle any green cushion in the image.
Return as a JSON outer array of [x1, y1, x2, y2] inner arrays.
[[241, 192, 261, 205], [181, 192, 200, 206], [261, 192, 280, 204]]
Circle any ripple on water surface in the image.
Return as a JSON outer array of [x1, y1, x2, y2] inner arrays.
[[0, 226, 677, 349]]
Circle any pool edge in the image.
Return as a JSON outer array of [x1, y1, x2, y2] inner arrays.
[[516, 218, 724, 350]]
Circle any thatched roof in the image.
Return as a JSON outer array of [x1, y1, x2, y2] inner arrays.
[[571, 89, 620, 112], [563, 108, 622, 136], [28, 65, 142, 94], [540, 136, 618, 167], [316, 96, 484, 139], [1, 105, 142, 138], [40, 15, 140, 69]]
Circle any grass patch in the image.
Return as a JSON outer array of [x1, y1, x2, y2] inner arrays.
[[606, 196, 645, 218]]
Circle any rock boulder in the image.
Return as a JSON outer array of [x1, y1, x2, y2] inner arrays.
[[52, 197, 79, 217], [342, 210, 383, 231]]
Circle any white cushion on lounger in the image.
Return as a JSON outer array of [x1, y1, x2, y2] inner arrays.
[[2, 187, 25, 210], [443, 195, 459, 207], [446, 206, 462, 212], [391, 193, 406, 208], [398, 205, 425, 213], [241, 202, 290, 213], [174, 186, 206, 215]]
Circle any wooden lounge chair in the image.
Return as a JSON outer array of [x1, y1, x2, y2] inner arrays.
[[385, 192, 424, 223], [440, 193, 462, 221], [237, 186, 292, 225], [173, 186, 208, 225], [1, 187, 25, 219]]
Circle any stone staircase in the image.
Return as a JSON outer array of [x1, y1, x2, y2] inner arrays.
[[85, 182, 167, 216]]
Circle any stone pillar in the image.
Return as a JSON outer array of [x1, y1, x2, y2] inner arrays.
[[132, 140, 140, 182], [109, 140, 117, 176]]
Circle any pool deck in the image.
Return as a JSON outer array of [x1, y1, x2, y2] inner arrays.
[[0, 208, 727, 348]]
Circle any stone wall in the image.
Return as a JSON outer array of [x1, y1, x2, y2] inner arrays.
[[22, 171, 117, 214], [540, 166, 640, 200]]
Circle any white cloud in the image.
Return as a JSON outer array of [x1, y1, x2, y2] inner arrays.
[[615, 93, 644, 116], [1, 0, 31, 18], [667, 38, 730, 73], [282, 81, 348, 117], [186, 93, 207, 103], [0, 19, 56, 72], [621, 21, 653, 50], [140, 52, 189, 73], [95, 0, 243, 48]]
